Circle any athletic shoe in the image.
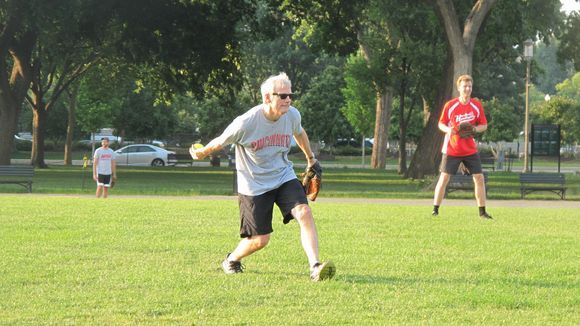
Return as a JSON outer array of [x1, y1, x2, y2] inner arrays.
[[479, 212, 493, 219], [431, 210, 439, 217], [310, 261, 336, 281], [222, 254, 244, 274]]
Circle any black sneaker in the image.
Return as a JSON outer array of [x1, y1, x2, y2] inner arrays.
[[479, 212, 493, 219], [431, 210, 439, 217], [222, 254, 244, 274], [310, 261, 336, 281]]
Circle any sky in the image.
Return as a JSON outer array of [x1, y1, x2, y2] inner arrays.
[[560, 0, 580, 14]]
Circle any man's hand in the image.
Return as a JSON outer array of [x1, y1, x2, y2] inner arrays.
[[457, 122, 476, 138], [93, 175, 97, 182], [307, 156, 317, 168], [302, 160, 322, 201], [189, 144, 208, 160]]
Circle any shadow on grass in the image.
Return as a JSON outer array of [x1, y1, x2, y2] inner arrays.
[[340, 274, 577, 289]]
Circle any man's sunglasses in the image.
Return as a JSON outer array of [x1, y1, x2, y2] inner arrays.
[[272, 92, 294, 100]]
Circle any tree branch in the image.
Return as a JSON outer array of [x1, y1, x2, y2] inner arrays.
[[433, 0, 463, 58], [47, 56, 100, 110], [463, 0, 498, 52]]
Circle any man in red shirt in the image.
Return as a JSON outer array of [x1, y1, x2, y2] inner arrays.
[[432, 75, 492, 219]]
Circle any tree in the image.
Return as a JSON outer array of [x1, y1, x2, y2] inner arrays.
[[0, 0, 37, 165], [76, 64, 179, 144], [554, 71, 580, 102], [532, 73, 580, 145], [405, 0, 498, 178], [296, 65, 354, 148], [26, 30, 100, 167], [533, 96, 580, 145], [282, 0, 401, 169], [558, 12, 580, 70], [63, 81, 80, 165], [2, 0, 261, 165], [341, 55, 375, 149], [534, 39, 574, 95], [0, 0, 113, 166], [480, 97, 521, 156], [406, 0, 563, 179]]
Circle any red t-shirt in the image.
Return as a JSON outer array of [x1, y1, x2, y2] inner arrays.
[[439, 98, 487, 157]]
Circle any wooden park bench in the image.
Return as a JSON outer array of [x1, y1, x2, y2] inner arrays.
[[519, 173, 566, 199], [480, 157, 495, 171], [0, 165, 34, 193], [446, 172, 488, 196], [174, 153, 193, 166]]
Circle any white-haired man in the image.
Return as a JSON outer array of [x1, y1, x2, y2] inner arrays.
[[190, 72, 335, 281]]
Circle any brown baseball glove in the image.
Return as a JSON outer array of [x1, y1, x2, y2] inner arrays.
[[457, 121, 476, 139], [301, 161, 322, 201]]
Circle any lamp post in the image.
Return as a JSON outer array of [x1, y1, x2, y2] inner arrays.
[[522, 38, 534, 172]]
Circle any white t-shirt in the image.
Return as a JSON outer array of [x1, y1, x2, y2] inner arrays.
[[93, 147, 116, 175], [214, 104, 303, 196]]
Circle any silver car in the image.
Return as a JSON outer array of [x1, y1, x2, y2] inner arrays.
[[115, 144, 177, 166]]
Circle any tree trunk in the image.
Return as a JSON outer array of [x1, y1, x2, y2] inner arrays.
[[31, 104, 48, 168], [0, 105, 19, 165], [405, 0, 496, 178], [422, 97, 430, 126], [0, 20, 35, 165], [406, 52, 454, 179], [371, 88, 393, 169], [397, 61, 411, 175], [397, 88, 407, 174], [64, 83, 80, 165]]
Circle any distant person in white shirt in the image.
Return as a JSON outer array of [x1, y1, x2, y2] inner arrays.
[[93, 137, 117, 198]]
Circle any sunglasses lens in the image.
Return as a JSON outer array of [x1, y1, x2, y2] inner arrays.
[[274, 93, 292, 100]]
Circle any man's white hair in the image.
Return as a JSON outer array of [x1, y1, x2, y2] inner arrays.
[[260, 72, 292, 102]]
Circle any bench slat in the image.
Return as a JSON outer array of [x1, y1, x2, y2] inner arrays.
[[446, 172, 489, 195], [519, 173, 566, 199], [0, 165, 34, 193]]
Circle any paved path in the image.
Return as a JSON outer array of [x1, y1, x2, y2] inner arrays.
[[2, 193, 579, 208]]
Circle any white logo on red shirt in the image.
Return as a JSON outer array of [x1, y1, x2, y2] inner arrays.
[[455, 112, 475, 124]]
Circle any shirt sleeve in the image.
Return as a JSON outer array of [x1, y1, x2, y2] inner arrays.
[[290, 107, 304, 135], [439, 101, 451, 125], [477, 101, 488, 125], [213, 117, 244, 147]]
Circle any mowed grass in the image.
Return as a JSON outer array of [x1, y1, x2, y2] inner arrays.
[[2, 165, 580, 199], [1, 196, 578, 324]]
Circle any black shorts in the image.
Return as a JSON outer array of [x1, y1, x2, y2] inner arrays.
[[440, 153, 483, 175], [237, 179, 308, 238], [97, 174, 112, 187]]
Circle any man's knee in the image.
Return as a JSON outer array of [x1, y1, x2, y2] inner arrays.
[[472, 173, 484, 183], [292, 204, 312, 222], [249, 234, 270, 249], [437, 173, 451, 186]]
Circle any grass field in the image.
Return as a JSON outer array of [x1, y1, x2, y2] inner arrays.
[[1, 196, 578, 324], [1, 165, 580, 200]]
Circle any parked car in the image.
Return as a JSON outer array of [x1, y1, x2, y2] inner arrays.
[[150, 140, 166, 148], [14, 134, 32, 142], [114, 144, 177, 166], [335, 138, 373, 149]]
